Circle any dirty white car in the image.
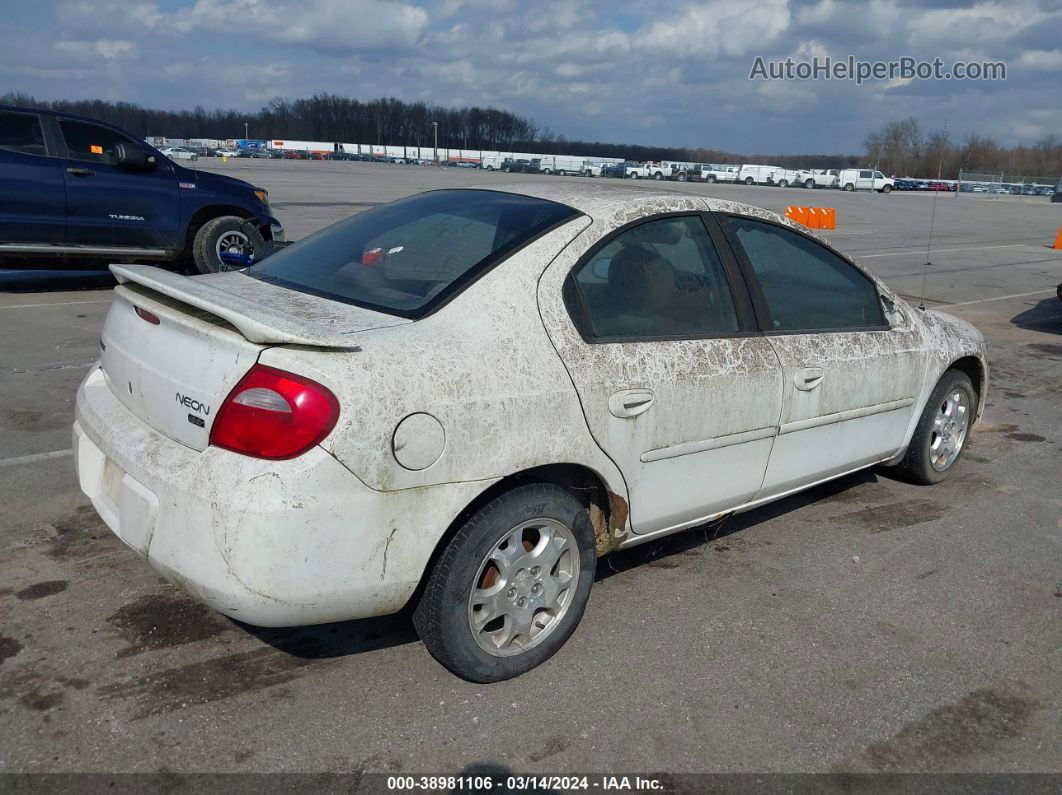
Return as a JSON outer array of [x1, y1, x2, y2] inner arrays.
[[74, 185, 988, 681]]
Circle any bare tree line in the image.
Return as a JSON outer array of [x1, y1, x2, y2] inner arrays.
[[865, 117, 1062, 180], [4, 93, 1060, 179]]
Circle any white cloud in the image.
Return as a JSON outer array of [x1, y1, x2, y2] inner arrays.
[[57, 38, 137, 59], [1018, 49, 1062, 70], [637, 0, 790, 58]]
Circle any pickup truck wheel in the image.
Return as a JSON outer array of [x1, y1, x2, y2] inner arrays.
[[653, 172, 663, 180], [777, 179, 789, 188], [707, 175, 717, 183], [413, 483, 596, 683], [677, 172, 687, 182], [804, 179, 815, 189], [629, 172, 639, 179], [897, 370, 976, 485], [843, 183, 855, 191], [192, 216, 255, 274], [744, 177, 754, 185]]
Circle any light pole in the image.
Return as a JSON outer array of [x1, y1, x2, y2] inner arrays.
[[432, 121, 438, 164], [244, 122, 249, 140]]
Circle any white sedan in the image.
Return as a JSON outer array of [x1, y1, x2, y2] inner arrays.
[[160, 146, 199, 161], [74, 184, 987, 681]]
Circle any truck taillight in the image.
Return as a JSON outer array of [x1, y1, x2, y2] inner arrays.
[[210, 364, 339, 460]]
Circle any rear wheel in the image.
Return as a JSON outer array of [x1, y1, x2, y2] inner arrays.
[[744, 177, 754, 185], [653, 171, 663, 180], [843, 183, 855, 191], [897, 370, 976, 484], [630, 172, 639, 180], [192, 216, 256, 274], [804, 179, 815, 189], [777, 179, 788, 188], [707, 174, 717, 183], [414, 483, 596, 682]]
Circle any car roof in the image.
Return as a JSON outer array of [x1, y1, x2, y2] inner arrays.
[[467, 182, 787, 224]]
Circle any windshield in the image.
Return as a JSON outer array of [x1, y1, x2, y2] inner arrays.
[[250, 189, 579, 318]]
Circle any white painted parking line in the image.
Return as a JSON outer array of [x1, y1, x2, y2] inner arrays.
[[943, 289, 1058, 307], [0, 449, 72, 468], [859, 244, 1029, 258], [0, 299, 112, 310]]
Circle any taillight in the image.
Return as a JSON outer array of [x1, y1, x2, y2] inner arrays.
[[210, 364, 339, 460]]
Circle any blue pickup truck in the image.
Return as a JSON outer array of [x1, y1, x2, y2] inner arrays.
[[0, 105, 283, 273]]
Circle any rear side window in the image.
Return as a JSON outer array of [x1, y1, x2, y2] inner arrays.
[[729, 216, 885, 332], [0, 111, 46, 156], [250, 190, 579, 318], [59, 119, 135, 165], [567, 215, 740, 340]]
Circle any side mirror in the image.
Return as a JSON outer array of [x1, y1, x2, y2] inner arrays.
[[115, 143, 152, 171]]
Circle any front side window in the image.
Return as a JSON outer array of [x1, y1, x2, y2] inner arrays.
[[567, 215, 740, 340], [874, 171, 885, 179], [0, 111, 46, 156], [251, 190, 579, 317], [59, 119, 136, 165], [729, 216, 885, 332]]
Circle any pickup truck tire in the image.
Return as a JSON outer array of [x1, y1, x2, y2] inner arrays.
[[804, 179, 815, 189], [843, 183, 855, 191], [629, 172, 639, 180], [744, 177, 754, 185], [653, 172, 663, 180], [707, 175, 717, 183], [192, 216, 255, 274], [777, 179, 789, 188], [413, 483, 596, 682]]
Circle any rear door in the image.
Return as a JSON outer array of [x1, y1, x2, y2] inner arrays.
[[0, 109, 65, 244], [540, 212, 783, 534], [56, 117, 181, 250], [719, 214, 924, 497]]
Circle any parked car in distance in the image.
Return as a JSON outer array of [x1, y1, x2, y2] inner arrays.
[[0, 104, 282, 273], [699, 164, 740, 184], [74, 184, 987, 682], [160, 146, 198, 161], [838, 169, 895, 193], [738, 164, 784, 185]]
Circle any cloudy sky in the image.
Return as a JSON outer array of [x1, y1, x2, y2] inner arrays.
[[3, 0, 1060, 153]]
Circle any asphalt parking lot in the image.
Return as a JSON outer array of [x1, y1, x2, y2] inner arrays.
[[2, 160, 1060, 775]]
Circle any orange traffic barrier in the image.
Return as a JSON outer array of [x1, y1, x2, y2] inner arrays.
[[1054, 226, 1062, 250], [785, 206, 836, 230]]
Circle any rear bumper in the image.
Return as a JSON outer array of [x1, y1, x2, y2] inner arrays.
[[74, 366, 491, 626]]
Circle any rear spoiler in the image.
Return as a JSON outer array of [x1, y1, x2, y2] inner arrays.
[[110, 264, 370, 348]]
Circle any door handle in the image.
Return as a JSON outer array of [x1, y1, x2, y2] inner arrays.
[[794, 368, 825, 391], [66, 167, 95, 177], [609, 388, 655, 418]]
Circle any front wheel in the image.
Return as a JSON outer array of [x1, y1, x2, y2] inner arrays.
[[192, 216, 257, 274], [897, 370, 977, 484], [777, 179, 788, 188], [414, 484, 596, 682], [804, 179, 815, 189], [880, 184, 893, 193]]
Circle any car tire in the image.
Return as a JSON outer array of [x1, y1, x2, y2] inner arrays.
[[677, 173, 687, 182], [881, 184, 893, 193], [630, 172, 639, 179], [777, 179, 788, 188], [413, 483, 596, 683], [843, 183, 855, 191], [653, 172, 663, 180], [192, 216, 255, 274], [744, 177, 754, 185], [804, 179, 815, 189], [897, 370, 977, 485], [707, 175, 717, 183]]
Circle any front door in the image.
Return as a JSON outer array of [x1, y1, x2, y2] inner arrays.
[[56, 117, 180, 250], [0, 109, 65, 244], [540, 213, 783, 534], [720, 214, 924, 497]]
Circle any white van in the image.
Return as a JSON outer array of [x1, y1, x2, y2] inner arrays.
[[738, 164, 784, 185], [838, 169, 895, 192], [539, 155, 587, 176]]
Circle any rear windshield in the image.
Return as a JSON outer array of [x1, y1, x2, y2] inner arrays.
[[250, 189, 579, 317]]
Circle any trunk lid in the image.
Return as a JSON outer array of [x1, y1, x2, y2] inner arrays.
[[101, 264, 408, 450]]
